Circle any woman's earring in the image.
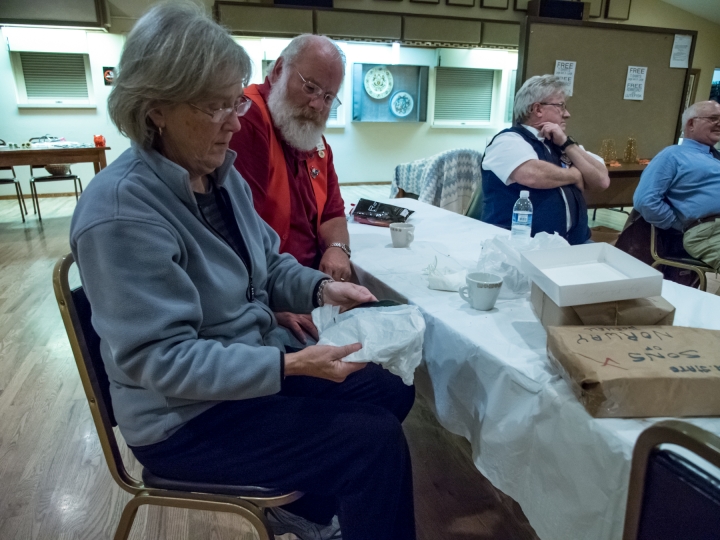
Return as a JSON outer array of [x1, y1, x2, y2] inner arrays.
[[159, 126, 163, 136]]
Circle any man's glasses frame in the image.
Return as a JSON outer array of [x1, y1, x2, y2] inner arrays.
[[695, 115, 720, 126], [189, 96, 252, 124], [539, 102, 568, 112], [297, 71, 341, 109]]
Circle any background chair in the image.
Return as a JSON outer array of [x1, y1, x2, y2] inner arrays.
[[0, 166, 28, 222], [615, 210, 711, 289], [53, 253, 301, 540], [30, 164, 83, 221], [650, 224, 714, 291], [392, 149, 483, 215], [623, 420, 720, 540]]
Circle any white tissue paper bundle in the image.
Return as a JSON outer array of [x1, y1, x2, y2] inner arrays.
[[476, 232, 569, 299], [424, 256, 467, 292], [311, 304, 426, 385]]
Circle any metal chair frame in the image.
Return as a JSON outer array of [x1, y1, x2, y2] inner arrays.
[[622, 420, 720, 540], [53, 253, 301, 540], [650, 224, 714, 291], [0, 166, 28, 222], [30, 164, 83, 221]]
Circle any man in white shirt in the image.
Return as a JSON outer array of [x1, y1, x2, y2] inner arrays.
[[476, 74, 609, 244]]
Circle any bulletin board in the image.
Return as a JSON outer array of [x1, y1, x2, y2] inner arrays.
[[518, 17, 696, 159]]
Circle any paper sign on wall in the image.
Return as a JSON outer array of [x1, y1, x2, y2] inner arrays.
[[554, 60, 576, 97], [624, 66, 647, 101], [670, 34, 692, 69]]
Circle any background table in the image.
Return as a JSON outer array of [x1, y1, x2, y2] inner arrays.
[[346, 198, 720, 540], [0, 146, 110, 174], [585, 163, 646, 209]]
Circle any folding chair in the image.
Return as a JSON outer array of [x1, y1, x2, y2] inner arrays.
[[30, 164, 83, 221], [623, 420, 720, 540], [0, 166, 28, 222], [53, 253, 301, 540], [650, 224, 714, 291]]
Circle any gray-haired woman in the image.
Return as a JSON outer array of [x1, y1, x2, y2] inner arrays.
[[70, 4, 416, 540]]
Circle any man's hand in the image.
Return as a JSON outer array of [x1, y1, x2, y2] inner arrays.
[[319, 247, 352, 282], [323, 281, 376, 312], [275, 312, 318, 344], [285, 343, 367, 382], [538, 122, 568, 146]]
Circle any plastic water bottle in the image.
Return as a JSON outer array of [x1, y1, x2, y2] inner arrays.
[[511, 190, 533, 242]]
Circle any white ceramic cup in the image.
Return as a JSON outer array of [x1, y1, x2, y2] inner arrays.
[[459, 272, 503, 311], [390, 223, 415, 248]]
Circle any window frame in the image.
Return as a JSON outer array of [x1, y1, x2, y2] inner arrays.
[[429, 66, 501, 129], [10, 51, 96, 109]]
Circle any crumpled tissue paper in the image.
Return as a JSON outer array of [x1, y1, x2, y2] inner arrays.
[[424, 256, 467, 292], [476, 232, 570, 299], [312, 304, 426, 385]]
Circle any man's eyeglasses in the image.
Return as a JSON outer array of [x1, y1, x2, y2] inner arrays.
[[189, 96, 252, 123], [298, 72, 341, 108], [540, 102, 568, 112], [696, 115, 720, 126]]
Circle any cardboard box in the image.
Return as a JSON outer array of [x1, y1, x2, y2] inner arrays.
[[547, 325, 720, 418], [530, 283, 675, 329], [521, 243, 663, 307]]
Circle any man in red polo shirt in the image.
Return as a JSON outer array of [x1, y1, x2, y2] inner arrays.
[[230, 34, 349, 344]]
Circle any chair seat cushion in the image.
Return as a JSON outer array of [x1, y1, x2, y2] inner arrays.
[[142, 468, 293, 498]]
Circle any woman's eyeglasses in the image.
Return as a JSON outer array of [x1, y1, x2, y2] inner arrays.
[[189, 96, 252, 123]]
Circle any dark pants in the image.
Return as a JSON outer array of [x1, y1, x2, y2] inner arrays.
[[131, 363, 417, 540]]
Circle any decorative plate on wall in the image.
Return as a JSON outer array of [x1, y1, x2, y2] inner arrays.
[[390, 91, 414, 117], [364, 66, 394, 99]]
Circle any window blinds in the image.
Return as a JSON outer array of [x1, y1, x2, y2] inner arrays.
[[434, 67, 493, 122], [19, 52, 89, 100]]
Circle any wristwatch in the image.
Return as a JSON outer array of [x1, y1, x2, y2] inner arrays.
[[328, 242, 351, 258], [559, 136, 578, 151]]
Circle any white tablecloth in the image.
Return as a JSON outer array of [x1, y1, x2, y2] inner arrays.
[[347, 198, 720, 540]]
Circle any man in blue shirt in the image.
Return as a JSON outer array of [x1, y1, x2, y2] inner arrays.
[[633, 100, 720, 272]]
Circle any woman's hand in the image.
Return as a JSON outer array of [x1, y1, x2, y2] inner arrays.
[[274, 312, 318, 344], [285, 343, 367, 382], [323, 282, 376, 312]]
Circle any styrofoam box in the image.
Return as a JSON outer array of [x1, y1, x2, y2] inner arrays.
[[520, 243, 663, 307]]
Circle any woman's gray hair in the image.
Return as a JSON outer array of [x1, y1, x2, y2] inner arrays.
[[277, 34, 345, 71], [108, 2, 252, 148], [513, 74, 569, 123]]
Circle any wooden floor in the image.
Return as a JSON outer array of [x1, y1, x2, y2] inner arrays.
[[0, 196, 540, 540]]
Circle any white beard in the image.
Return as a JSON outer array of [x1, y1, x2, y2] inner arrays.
[[267, 75, 328, 152]]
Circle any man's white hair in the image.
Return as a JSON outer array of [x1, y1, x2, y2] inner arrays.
[[681, 102, 702, 131], [513, 74, 569, 123]]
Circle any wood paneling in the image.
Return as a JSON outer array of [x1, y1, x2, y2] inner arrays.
[[216, 3, 313, 36], [404, 16, 481, 45], [481, 21, 519, 47], [316, 10, 402, 40], [605, 0, 631, 20]]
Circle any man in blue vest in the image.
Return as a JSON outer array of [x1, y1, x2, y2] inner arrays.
[[478, 75, 609, 244]]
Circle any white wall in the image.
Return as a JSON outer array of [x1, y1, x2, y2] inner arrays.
[[0, 30, 516, 197], [0, 29, 129, 195], [236, 37, 518, 184]]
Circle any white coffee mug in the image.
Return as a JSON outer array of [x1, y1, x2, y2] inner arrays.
[[459, 272, 503, 311], [390, 223, 414, 248]]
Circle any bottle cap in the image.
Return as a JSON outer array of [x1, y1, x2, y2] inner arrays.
[[520, 190, 529, 198]]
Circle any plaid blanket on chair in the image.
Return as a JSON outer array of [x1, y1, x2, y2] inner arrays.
[[391, 148, 483, 214]]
